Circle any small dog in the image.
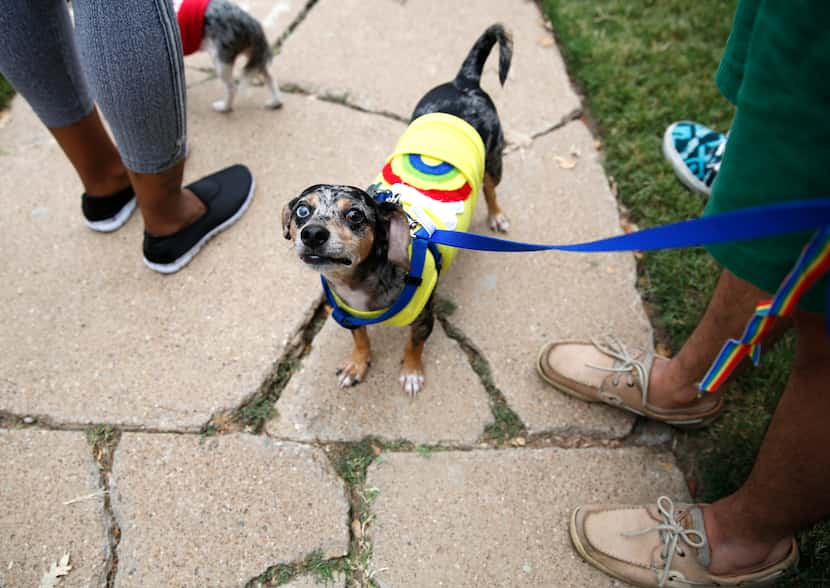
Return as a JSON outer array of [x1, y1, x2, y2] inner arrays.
[[282, 24, 512, 396], [175, 0, 283, 112]]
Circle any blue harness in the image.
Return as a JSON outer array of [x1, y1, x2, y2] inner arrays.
[[322, 190, 444, 330]]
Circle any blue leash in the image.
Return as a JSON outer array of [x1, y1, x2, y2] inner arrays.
[[322, 197, 830, 331], [429, 197, 830, 333], [429, 198, 830, 253]]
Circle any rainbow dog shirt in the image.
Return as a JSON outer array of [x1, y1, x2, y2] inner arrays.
[[323, 112, 486, 327]]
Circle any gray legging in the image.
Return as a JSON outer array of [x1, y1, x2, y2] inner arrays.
[[0, 0, 187, 174]]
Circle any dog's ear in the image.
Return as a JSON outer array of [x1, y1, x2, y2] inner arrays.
[[281, 196, 300, 240], [379, 202, 411, 271]]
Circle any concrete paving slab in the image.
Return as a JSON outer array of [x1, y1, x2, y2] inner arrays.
[[0, 429, 109, 588], [185, 0, 306, 87], [267, 319, 494, 444], [0, 95, 56, 153], [277, 0, 580, 137], [439, 120, 653, 437], [0, 92, 400, 430], [366, 447, 689, 588], [111, 433, 350, 588]]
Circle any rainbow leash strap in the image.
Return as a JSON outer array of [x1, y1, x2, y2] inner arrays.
[[698, 225, 830, 393]]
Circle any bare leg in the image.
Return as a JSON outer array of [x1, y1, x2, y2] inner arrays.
[[483, 173, 510, 233], [338, 327, 371, 387], [49, 108, 130, 196], [702, 308, 829, 573], [128, 158, 205, 237], [50, 107, 204, 235], [647, 269, 792, 410]]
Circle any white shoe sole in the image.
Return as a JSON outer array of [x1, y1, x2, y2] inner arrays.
[[143, 177, 255, 275], [84, 197, 137, 232], [662, 124, 711, 196]]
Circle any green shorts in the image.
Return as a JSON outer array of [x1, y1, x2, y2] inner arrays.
[[704, 0, 829, 314]]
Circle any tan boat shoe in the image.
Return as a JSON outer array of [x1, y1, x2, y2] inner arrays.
[[536, 337, 723, 429], [570, 496, 798, 587]]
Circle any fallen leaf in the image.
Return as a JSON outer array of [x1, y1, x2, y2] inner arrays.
[[538, 34, 555, 48], [370, 444, 382, 457], [40, 554, 71, 588], [0, 111, 10, 129], [656, 343, 673, 358], [594, 139, 603, 151], [620, 219, 639, 234], [511, 437, 526, 447], [351, 518, 363, 539], [554, 155, 577, 170]]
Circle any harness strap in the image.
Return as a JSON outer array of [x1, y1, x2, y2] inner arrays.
[[323, 226, 435, 329]]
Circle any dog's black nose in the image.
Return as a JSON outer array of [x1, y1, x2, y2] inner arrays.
[[300, 225, 330, 248]]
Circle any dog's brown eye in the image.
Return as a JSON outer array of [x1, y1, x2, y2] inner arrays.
[[346, 209, 365, 224], [295, 204, 311, 219]]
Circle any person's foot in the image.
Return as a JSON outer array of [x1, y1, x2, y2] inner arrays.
[[82, 185, 137, 232], [662, 121, 727, 196], [536, 337, 723, 428], [569, 496, 798, 587], [142, 164, 254, 274]]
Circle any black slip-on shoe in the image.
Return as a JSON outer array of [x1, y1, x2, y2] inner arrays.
[[82, 185, 137, 232], [142, 164, 254, 274]]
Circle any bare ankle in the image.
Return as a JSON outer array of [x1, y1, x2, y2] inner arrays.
[[84, 166, 131, 197], [142, 188, 205, 237], [647, 356, 705, 409], [703, 502, 792, 575]]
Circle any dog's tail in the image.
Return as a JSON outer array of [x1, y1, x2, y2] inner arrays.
[[454, 23, 513, 90], [243, 25, 272, 76]]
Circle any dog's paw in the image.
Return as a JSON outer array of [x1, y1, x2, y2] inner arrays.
[[337, 360, 370, 387], [211, 100, 232, 113], [399, 368, 425, 398], [488, 212, 511, 233], [264, 98, 284, 110]]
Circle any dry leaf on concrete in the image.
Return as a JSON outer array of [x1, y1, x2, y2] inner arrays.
[[554, 156, 577, 170], [538, 34, 555, 48], [620, 218, 639, 234], [40, 554, 71, 588]]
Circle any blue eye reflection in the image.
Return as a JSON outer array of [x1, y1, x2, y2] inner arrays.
[[296, 205, 311, 219]]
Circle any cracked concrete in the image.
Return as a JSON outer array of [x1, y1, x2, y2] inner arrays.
[[1, 1, 684, 586], [0, 429, 110, 588], [110, 434, 349, 587]]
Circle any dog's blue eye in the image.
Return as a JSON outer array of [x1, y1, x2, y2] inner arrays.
[[346, 209, 365, 224], [296, 205, 311, 219]]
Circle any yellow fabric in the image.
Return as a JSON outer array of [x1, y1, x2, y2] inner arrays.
[[332, 113, 485, 327]]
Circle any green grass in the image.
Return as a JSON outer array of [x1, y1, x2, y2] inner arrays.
[[247, 550, 344, 587], [0, 75, 13, 111], [541, 0, 829, 583]]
